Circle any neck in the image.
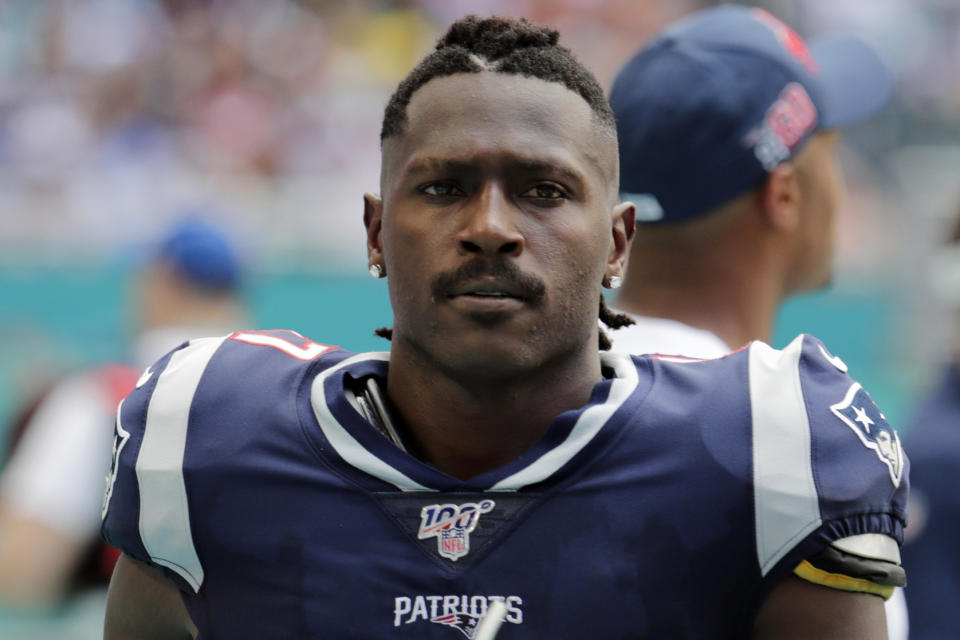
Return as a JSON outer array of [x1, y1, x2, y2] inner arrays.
[[385, 337, 602, 481], [615, 246, 784, 350]]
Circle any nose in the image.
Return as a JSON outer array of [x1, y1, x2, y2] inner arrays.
[[457, 184, 524, 257]]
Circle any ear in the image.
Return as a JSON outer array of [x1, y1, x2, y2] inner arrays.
[[606, 200, 636, 282], [759, 163, 801, 233], [364, 192, 385, 273]]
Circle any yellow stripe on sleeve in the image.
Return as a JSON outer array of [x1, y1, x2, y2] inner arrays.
[[793, 560, 895, 600]]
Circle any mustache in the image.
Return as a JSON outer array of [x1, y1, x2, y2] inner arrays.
[[431, 259, 547, 304]]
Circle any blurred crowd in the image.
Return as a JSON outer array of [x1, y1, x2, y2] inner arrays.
[[0, 0, 956, 277], [0, 0, 699, 265]]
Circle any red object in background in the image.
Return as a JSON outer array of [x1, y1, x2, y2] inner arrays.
[[4, 363, 140, 589], [99, 544, 123, 581]]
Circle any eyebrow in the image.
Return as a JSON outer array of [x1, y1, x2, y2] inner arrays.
[[512, 159, 585, 186], [403, 156, 587, 187], [404, 158, 471, 177]]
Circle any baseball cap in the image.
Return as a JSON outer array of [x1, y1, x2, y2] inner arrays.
[[156, 218, 242, 291], [610, 5, 893, 224]]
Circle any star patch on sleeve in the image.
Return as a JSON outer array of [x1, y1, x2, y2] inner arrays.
[[830, 382, 904, 488]]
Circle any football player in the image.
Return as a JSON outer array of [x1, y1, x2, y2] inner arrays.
[[102, 15, 907, 639]]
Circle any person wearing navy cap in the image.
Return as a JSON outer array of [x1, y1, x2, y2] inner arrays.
[[608, 4, 892, 355], [606, 5, 908, 638]]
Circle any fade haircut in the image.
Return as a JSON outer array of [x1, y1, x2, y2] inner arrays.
[[380, 15, 616, 141]]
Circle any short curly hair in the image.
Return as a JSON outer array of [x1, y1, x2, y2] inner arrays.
[[380, 15, 616, 140]]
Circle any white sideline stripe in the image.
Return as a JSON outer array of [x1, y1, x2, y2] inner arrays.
[[137, 336, 226, 592], [750, 336, 822, 576], [490, 352, 639, 491], [311, 352, 432, 492]]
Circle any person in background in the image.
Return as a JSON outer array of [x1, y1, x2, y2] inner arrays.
[[606, 6, 908, 638], [0, 217, 246, 630], [900, 206, 960, 639], [607, 4, 889, 356]]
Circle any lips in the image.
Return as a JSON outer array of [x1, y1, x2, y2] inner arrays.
[[448, 280, 527, 301]]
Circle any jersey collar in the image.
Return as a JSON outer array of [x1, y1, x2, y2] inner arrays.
[[305, 351, 643, 493]]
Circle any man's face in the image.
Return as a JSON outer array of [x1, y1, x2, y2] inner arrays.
[[366, 72, 628, 378], [791, 130, 844, 291]]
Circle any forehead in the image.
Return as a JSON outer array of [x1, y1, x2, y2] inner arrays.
[[384, 72, 611, 184]]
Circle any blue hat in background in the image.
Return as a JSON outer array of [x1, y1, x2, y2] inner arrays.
[[610, 5, 893, 224], [157, 218, 241, 291]]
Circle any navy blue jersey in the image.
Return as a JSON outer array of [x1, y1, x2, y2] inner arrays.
[[901, 364, 960, 639], [102, 330, 908, 639]]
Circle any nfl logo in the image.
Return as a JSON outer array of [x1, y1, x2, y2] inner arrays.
[[418, 500, 495, 561], [442, 530, 466, 557]]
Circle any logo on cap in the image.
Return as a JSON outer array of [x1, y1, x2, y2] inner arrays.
[[744, 82, 818, 171]]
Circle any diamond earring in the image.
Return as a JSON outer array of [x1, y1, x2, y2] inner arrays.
[[369, 264, 384, 279], [607, 274, 622, 290]]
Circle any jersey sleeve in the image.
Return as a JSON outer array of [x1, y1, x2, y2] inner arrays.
[[100, 336, 228, 594], [748, 334, 908, 599], [100, 329, 341, 594]]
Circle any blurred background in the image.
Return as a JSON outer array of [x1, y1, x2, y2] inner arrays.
[[1, 0, 958, 486], [0, 0, 957, 636]]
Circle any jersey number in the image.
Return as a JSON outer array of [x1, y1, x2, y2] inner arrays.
[[230, 330, 336, 360]]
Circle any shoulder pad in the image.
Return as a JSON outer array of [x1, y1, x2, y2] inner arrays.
[[101, 330, 345, 593], [794, 334, 906, 490], [101, 336, 228, 592], [747, 334, 908, 577]]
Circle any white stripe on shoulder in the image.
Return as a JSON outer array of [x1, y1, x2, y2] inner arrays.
[[310, 352, 432, 492], [490, 351, 639, 491], [137, 335, 227, 592], [750, 336, 822, 576]]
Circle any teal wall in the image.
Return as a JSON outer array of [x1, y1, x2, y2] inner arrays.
[[773, 287, 911, 430], [0, 264, 393, 445]]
